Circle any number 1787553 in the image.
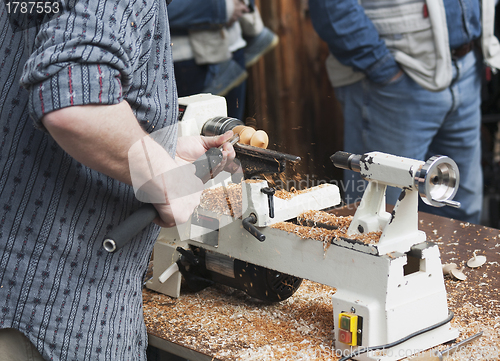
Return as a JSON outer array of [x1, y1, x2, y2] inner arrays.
[[5, 1, 60, 14]]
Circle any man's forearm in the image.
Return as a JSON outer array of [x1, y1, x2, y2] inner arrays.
[[41, 101, 177, 186]]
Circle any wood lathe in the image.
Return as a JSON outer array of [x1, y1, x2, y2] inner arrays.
[[114, 94, 466, 360]]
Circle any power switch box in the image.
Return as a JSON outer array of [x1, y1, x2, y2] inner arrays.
[[338, 312, 363, 346]]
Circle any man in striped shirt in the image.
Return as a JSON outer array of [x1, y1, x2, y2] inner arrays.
[[0, 0, 233, 359]]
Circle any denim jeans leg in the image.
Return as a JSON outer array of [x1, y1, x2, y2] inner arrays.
[[338, 74, 448, 206], [335, 82, 369, 205], [420, 51, 483, 223], [337, 51, 482, 223]]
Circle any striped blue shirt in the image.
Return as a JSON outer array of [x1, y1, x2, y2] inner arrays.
[[0, 0, 177, 359]]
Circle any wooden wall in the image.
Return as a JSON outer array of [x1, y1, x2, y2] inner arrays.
[[245, 0, 345, 186]]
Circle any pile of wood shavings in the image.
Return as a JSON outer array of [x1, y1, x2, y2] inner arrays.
[[439, 261, 500, 360], [274, 189, 299, 200], [143, 276, 499, 361], [442, 303, 500, 361], [274, 185, 327, 200], [199, 182, 322, 216], [144, 280, 338, 360], [299, 210, 351, 231], [419, 219, 500, 361], [199, 183, 242, 217], [271, 210, 382, 246]]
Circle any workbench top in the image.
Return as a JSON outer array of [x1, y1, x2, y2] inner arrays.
[[143, 209, 500, 360]]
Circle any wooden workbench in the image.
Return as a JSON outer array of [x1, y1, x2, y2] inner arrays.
[[143, 209, 500, 360]]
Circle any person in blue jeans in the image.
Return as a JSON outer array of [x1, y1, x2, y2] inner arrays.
[[309, 0, 500, 224], [168, 0, 278, 120]]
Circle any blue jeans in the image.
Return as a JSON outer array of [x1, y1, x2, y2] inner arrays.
[[335, 50, 483, 224]]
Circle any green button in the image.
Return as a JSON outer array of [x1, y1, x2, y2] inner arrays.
[[340, 315, 350, 330]]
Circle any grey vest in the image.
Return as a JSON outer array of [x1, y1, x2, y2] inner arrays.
[[326, 0, 500, 91]]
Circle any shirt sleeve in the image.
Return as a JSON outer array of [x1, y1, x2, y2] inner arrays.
[[167, 0, 228, 30], [308, 0, 400, 84], [19, 0, 141, 127]]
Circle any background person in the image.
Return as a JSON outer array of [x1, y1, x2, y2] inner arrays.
[[309, 0, 500, 223], [168, 0, 278, 120]]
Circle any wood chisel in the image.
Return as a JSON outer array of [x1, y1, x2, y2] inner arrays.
[[103, 134, 239, 252]]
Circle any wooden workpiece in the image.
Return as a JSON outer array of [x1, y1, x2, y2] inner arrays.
[[143, 208, 500, 360]]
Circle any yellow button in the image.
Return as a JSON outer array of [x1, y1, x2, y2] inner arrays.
[[338, 312, 358, 346]]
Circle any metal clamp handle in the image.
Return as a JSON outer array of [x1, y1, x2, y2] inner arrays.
[[242, 214, 266, 242], [260, 187, 275, 218]]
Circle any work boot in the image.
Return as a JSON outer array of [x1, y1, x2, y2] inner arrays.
[[244, 27, 279, 68], [202, 60, 248, 96]]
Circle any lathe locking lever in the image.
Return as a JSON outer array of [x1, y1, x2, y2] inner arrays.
[[176, 247, 200, 266], [157, 247, 202, 284], [242, 214, 266, 242], [260, 187, 275, 218]]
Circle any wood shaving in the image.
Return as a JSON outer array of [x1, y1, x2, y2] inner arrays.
[[199, 182, 327, 216], [271, 210, 381, 246], [274, 185, 327, 200], [144, 280, 337, 361], [144, 205, 499, 360], [298, 210, 351, 231], [200, 183, 242, 217]]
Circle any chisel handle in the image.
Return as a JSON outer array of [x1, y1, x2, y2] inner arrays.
[[103, 147, 223, 253], [103, 204, 158, 252]]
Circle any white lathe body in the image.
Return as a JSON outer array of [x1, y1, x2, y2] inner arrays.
[[146, 95, 460, 360]]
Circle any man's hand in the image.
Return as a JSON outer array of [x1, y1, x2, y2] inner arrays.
[[228, 0, 249, 26], [129, 131, 237, 228], [388, 69, 404, 83], [175, 130, 236, 170], [151, 131, 237, 227]]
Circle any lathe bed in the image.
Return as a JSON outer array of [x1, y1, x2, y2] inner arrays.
[[143, 208, 500, 361]]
